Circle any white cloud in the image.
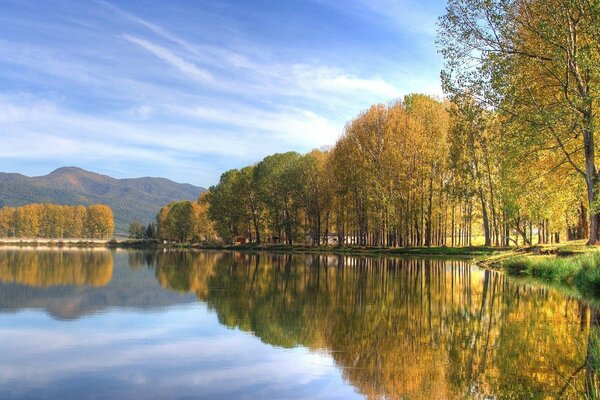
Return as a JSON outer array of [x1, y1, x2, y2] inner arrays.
[[288, 64, 400, 98], [128, 105, 153, 118], [123, 34, 214, 83], [0, 305, 358, 399], [0, 0, 440, 184], [169, 103, 341, 148]]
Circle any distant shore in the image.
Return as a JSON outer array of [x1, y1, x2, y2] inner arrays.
[[0, 237, 510, 257], [0, 238, 113, 247]]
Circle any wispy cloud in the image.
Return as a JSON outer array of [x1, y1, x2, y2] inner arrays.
[[123, 34, 214, 83], [0, 306, 358, 399], [0, 0, 442, 185]]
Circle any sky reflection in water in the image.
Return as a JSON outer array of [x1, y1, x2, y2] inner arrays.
[[0, 248, 596, 399]]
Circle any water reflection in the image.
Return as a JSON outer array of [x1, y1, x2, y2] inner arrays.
[[0, 248, 112, 287], [154, 252, 599, 399], [0, 249, 195, 319], [0, 249, 598, 399]]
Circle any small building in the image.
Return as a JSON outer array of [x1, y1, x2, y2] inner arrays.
[[234, 236, 247, 245]]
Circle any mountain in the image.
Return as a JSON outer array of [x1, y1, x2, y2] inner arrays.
[[0, 167, 206, 234]]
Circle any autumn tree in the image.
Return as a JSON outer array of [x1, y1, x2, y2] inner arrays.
[[438, 0, 600, 243], [194, 193, 218, 243], [86, 205, 115, 239], [0, 204, 114, 239]]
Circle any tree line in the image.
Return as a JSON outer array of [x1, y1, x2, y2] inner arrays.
[[0, 204, 114, 239], [127, 221, 158, 240], [155, 0, 599, 247], [196, 93, 581, 247]]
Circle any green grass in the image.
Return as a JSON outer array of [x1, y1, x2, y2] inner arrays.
[[201, 243, 510, 258], [502, 252, 600, 298]]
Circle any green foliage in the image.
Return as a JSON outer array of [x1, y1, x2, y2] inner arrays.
[[254, 152, 306, 245], [128, 221, 146, 239], [206, 169, 248, 243], [159, 201, 194, 243]]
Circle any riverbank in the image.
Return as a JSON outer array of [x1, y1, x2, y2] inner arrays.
[[479, 240, 600, 298], [0, 237, 510, 256], [172, 242, 511, 257], [4, 237, 600, 298], [0, 238, 112, 247]]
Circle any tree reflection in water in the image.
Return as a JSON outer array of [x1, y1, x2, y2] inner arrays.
[[0, 248, 597, 399], [0, 248, 112, 287], [153, 251, 599, 400]]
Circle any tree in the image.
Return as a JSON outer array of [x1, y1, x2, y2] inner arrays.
[[128, 221, 146, 239], [254, 152, 306, 245], [145, 223, 158, 240], [205, 169, 247, 243], [157, 201, 199, 243], [86, 205, 115, 239], [438, 0, 600, 243]]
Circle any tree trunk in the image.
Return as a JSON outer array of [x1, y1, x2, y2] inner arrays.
[[425, 169, 434, 247], [584, 118, 600, 244]]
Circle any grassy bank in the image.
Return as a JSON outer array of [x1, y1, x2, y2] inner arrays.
[[482, 241, 600, 298], [199, 243, 510, 258]]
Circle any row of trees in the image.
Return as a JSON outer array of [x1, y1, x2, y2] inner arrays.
[[203, 93, 581, 247], [156, 0, 598, 247], [194, 0, 599, 247], [0, 204, 114, 239]]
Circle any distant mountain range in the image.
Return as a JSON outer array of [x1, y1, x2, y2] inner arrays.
[[0, 167, 206, 234]]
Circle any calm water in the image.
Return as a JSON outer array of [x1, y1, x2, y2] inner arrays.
[[0, 248, 598, 399]]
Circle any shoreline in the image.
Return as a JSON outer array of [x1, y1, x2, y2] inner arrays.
[[0, 238, 511, 257], [2, 238, 600, 301], [477, 240, 600, 301]]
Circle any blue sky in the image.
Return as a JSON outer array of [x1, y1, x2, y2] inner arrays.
[[0, 0, 445, 187]]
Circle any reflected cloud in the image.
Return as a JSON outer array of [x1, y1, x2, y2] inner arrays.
[[0, 250, 597, 399]]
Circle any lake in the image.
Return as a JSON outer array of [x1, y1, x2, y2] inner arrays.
[[0, 248, 597, 399]]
